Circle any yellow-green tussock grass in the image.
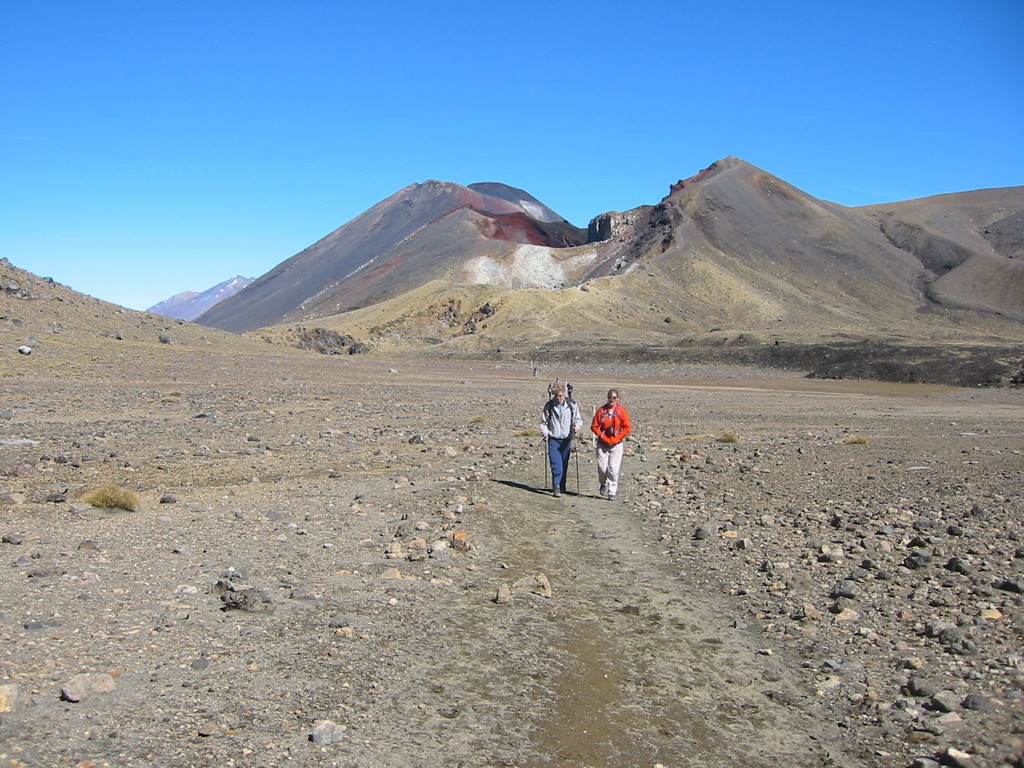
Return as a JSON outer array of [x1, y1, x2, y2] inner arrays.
[[515, 428, 541, 437], [469, 415, 488, 424], [840, 436, 870, 445], [717, 433, 740, 443], [80, 483, 141, 512]]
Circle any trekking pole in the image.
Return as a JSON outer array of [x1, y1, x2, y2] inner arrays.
[[543, 437, 549, 491], [574, 436, 580, 494]]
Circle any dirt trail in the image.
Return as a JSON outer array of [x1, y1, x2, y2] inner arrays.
[[471, 468, 853, 768]]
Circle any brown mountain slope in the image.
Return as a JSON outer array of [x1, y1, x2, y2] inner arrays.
[[649, 159, 926, 311], [578, 158, 1024, 325], [859, 187, 1024, 320]]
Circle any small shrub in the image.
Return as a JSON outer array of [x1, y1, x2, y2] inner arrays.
[[515, 428, 541, 437], [840, 436, 869, 445], [469, 415, 488, 424], [718, 433, 740, 443], [80, 483, 141, 512]]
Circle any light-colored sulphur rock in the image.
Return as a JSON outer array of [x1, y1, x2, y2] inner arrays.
[[0, 683, 19, 712]]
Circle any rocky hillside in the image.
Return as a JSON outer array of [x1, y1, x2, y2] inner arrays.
[[0, 258, 295, 376], [860, 188, 1024, 318]]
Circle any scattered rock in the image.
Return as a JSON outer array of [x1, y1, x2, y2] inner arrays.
[[993, 578, 1023, 594], [309, 720, 346, 745], [907, 676, 941, 698], [511, 573, 552, 598], [929, 690, 960, 713], [961, 693, 992, 711], [60, 672, 117, 702], [220, 588, 274, 612], [942, 747, 974, 767]]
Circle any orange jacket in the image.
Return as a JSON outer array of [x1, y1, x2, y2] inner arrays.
[[591, 402, 632, 446]]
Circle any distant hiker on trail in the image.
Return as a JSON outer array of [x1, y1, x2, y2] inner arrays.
[[540, 382, 582, 498], [591, 388, 632, 501]]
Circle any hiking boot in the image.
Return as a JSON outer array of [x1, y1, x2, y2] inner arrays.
[[552, 489, 561, 498], [607, 494, 616, 501], [599, 484, 607, 497]]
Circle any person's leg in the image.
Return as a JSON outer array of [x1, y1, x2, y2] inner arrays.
[[596, 443, 609, 494], [606, 442, 625, 498], [557, 438, 571, 492], [548, 438, 564, 494]]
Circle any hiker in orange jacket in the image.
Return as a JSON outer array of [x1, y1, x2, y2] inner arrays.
[[591, 388, 632, 501]]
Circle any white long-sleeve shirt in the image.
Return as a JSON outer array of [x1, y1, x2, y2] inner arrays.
[[540, 398, 582, 439]]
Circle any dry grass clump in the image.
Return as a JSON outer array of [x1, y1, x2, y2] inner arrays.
[[717, 433, 740, 443], [80, 483, 141, 512], [469, 415, 488, 424], [840, 436, 870, 445], [515, 428, 541, 437]]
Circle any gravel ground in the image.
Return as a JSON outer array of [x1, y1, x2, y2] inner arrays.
[[1, 355, 1021, 768]]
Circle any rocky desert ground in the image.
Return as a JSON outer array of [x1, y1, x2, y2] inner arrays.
[[1, 345, 1022, 768]]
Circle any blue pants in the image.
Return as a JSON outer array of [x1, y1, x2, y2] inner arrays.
[[548, 437, 573, 492]]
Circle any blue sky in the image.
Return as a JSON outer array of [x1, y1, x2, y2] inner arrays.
[[2, 1, 1022, 312]]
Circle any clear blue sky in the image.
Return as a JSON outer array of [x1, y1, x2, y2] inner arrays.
[[2, 1, 1022, 312]]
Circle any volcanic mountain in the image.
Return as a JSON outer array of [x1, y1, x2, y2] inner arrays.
[[197, 157, 1023, 384], [196, 182, 586, 333], [199, 160, 1024, 333]]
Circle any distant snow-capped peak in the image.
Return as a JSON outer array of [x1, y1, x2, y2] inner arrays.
[[148, 276, 254, 321]]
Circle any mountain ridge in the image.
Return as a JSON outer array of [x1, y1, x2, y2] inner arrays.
[[197, 157, 1024, 339], [147, 276, 254, 321], [212, 156, 1023, 384]]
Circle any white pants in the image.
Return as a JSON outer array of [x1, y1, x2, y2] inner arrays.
[[596, 441, 624, 496]]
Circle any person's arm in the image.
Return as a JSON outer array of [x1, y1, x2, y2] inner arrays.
[[620, 406, 632, 439]]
